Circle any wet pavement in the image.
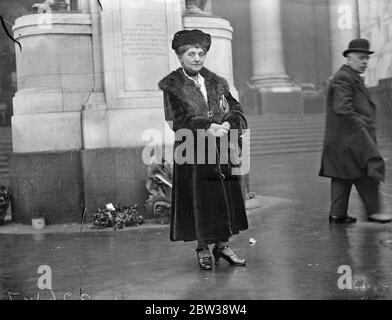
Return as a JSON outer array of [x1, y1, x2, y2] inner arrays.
[[1, 147, 392, 300]]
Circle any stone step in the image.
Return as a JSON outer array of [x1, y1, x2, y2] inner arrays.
[[0, 133, 12, 137], [251, 146, 323, 156], [0, 171, 9, 179], [251, 133, 390, 143], [250, 137, 323, 148], [249, 128, 324, 136], [251, 140, 322, 151], [251, 132, 324, 141], [249, 123, 324, 131], [251, 137, 391, 147], [0, 128, 12, 181], [248, 121, 324, 128], [0, 152, 12, 157], [247, 114, 325, 121], [251, 140, 392, 155], [249, 116, 324, 123], [249, 121, 324, 127], [247, 114, 392, 155]]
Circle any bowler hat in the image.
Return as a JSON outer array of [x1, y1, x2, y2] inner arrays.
[[343, 38, 374, 57], [171, 29, 211, 52]]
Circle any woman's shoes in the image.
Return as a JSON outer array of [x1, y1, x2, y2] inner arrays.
[[196, 248, 212, 270], [212, 245, 246, 266]]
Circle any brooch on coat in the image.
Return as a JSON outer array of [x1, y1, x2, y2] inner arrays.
[[219, 94, 230, 114]]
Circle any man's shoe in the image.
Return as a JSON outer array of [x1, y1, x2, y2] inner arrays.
[[329, 215, 357, 223], [368, 213, 392, 223]]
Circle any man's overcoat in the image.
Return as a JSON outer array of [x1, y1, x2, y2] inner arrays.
[[319, 64, 385, 181], [158, 67, 248, 242]]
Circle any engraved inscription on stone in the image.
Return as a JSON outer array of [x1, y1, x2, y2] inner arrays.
[[121, 18, 169, 92], [123, 24, 167, 61]]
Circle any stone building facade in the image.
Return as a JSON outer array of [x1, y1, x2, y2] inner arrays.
[[359, 0, 392, 87]]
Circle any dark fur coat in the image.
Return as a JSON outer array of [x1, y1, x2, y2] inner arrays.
[[158, 67, 248, 242], [319, 65, 385, 181]]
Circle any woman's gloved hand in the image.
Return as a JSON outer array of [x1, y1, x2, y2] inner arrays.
[[207, 122, 229, 137]]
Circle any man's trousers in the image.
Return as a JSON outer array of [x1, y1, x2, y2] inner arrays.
[[330, 176, 380, 216]]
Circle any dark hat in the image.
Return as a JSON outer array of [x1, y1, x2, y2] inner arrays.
[[171, 29, 211, 52], [343, 38, 374, 57]]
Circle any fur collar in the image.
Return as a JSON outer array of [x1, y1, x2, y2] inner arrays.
[[158, 67, 229, 99], [158, 67, 230, 120]]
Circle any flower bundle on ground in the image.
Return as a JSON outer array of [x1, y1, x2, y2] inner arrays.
[[92, 204, 144, 231], [0, 186, 11, 225]]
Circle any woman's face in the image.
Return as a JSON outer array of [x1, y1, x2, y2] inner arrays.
[[179, 47, 206, 74]]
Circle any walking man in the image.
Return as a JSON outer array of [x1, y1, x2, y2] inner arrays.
[[319, 38, 392, 223]]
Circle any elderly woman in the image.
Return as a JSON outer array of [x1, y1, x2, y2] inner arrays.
[[158, 29, 248, 270]]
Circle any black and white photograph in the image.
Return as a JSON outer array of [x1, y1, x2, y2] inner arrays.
[[0, 0, 392, 306]]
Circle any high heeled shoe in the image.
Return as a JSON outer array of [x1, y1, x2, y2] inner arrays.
[[195, 248, 213, 270], [212, 245, 246, 266]]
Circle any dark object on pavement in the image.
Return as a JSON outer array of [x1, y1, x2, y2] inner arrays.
[[92, 203, 143, 231], [329, 214, 357, 224], [0, 186, 11, 225]]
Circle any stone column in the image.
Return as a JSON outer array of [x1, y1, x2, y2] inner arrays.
[[247, 0, 302, 115], [82, 0, 106, 113], [249, 0, 289, 87], [183, 0, 238, 98], [81, 0, 107, 166], [329, 0, 360, 73]]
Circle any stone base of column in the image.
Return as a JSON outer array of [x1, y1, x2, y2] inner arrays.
[[81, 147, 150, 223], [244, 84, 304, 115], [83, 91, 107, 111], [300, 83, 325, 114], [9, 147, 154, 225], [10, 150, 84, 224]]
